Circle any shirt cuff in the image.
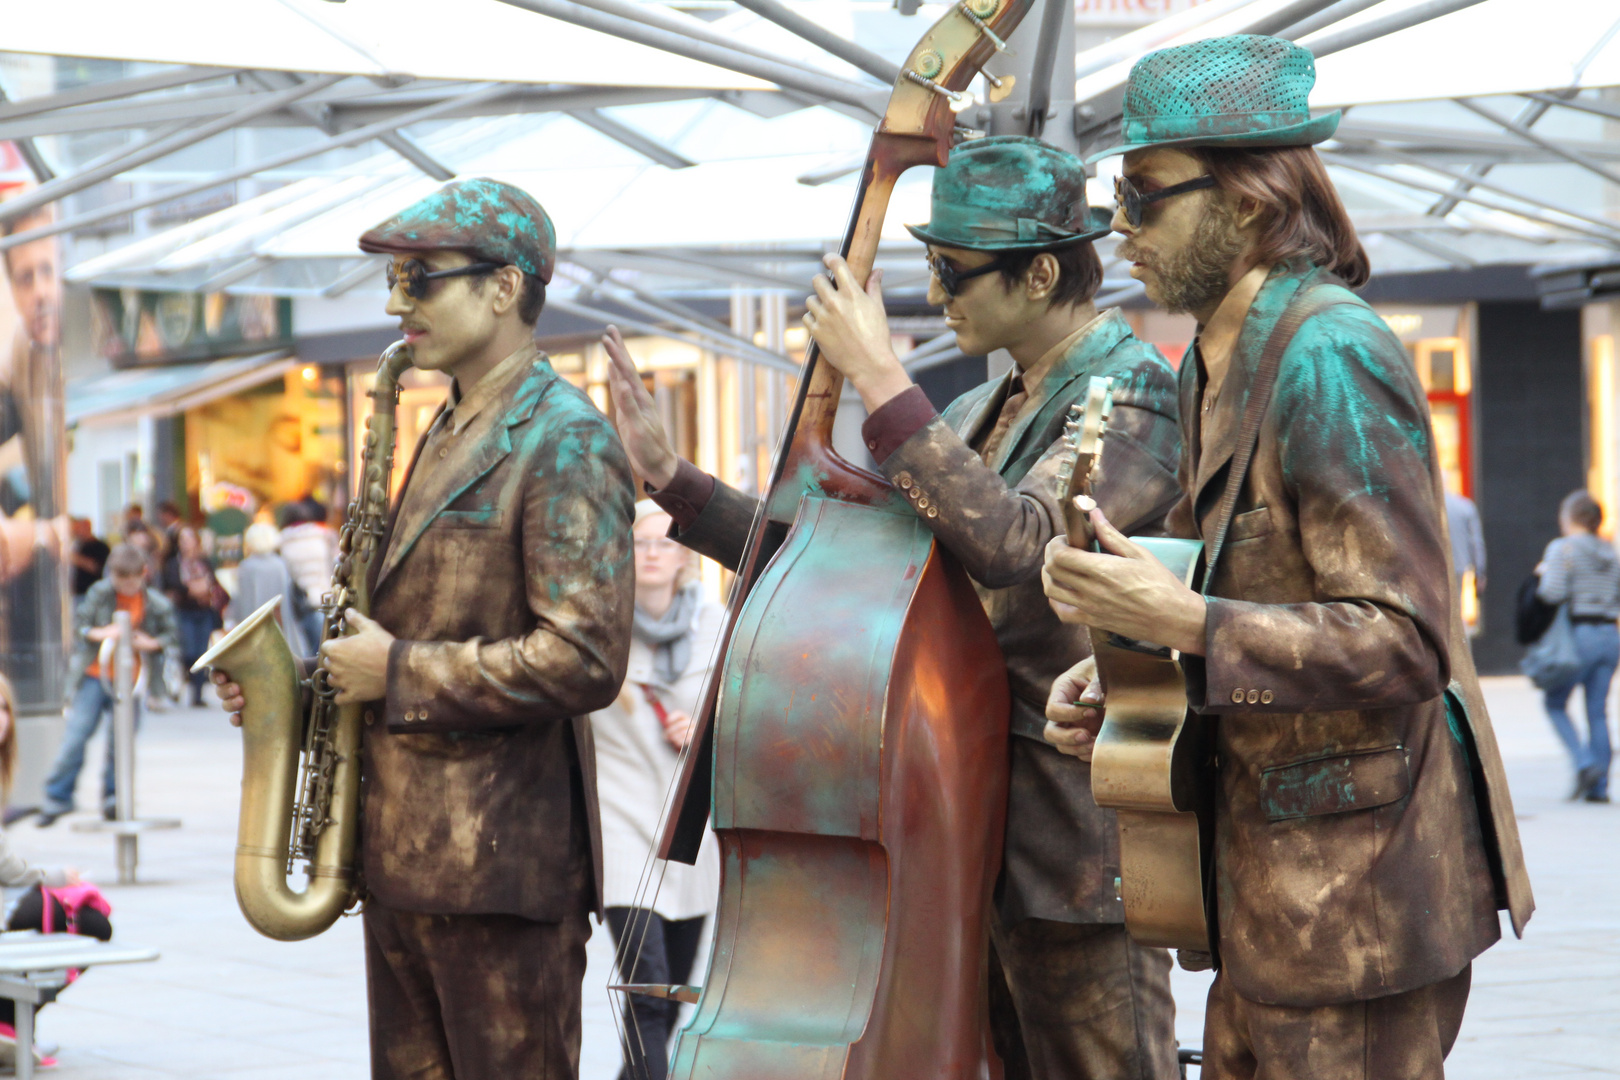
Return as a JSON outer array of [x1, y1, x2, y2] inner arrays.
[[859, 385, 939, 464], [647, 458, 715, 531]]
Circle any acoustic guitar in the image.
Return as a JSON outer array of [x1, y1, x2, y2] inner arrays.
[[1058, 377, 1214, 955]]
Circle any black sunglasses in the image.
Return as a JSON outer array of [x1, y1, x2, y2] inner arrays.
[[927, 252, 1005, 299], [1114, 174, 1217, 228], [385, 257, 502, 299]]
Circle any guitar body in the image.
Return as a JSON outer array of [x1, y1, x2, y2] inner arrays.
[[1087, 537, 1214, 953], [671, 497, 1009, 1080]]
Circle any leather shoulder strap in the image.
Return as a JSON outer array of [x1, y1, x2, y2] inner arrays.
[[1202, 286, 1349, 590]]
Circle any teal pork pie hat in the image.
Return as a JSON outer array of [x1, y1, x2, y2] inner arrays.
[[359, 177, 557, 284], [906, 136, 1112, 253], [1087, 34, 1341, 163]]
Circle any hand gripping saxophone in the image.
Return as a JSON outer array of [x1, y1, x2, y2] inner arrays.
[[194, 341, 413, 941]]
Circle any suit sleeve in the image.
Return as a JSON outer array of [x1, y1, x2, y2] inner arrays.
[[668, 475, 758, 573], [386, 407, 636, 731], [881, 358, 1182, 589], [1197, 307, 1451, 714]]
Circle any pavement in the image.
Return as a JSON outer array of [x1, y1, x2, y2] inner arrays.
[[0, 674, 1611, 1078]]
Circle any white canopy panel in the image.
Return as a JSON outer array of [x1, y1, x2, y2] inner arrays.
[[2, 0, 778, 90]]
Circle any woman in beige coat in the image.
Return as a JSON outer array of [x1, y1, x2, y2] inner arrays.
[[592, 502, 722, 1080]]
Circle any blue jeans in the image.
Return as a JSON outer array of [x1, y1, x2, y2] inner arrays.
[[43, 676, 141, 813], [1543, 621, 1619, 797], [175, 608, 218, 704]]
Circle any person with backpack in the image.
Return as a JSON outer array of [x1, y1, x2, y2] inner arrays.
[[1536, 490, 1620, 802]]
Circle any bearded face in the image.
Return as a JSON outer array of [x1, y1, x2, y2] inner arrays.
[[1112, 148, 1251, 321]]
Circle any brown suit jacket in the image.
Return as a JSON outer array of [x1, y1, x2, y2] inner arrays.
[[363, 345, 635, 921], [1169, 263, 1533, 1006], [676, 310, 1183, 924]]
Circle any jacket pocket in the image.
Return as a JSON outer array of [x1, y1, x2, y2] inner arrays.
[[1258, 745, 1411, 821], [1227, 506, 1272, 543], [436, 508, 505, 529]]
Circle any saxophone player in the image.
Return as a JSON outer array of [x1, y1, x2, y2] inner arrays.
[[215, 179, 635, 1078]]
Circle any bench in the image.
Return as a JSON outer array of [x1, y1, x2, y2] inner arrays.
[[0, 931, 159, 1079]]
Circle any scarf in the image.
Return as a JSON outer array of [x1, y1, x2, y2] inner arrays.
[[633, 580, 701, 687]]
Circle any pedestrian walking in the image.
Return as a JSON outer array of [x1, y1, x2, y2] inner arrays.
[[162, 525, 224, 706], [226, 523, 309, 658], [1537, 490, 1620, 802]]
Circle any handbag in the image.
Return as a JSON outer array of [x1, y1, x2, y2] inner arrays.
[[1515, 572, 1558, 646], [1520, 603, 1582, 690]]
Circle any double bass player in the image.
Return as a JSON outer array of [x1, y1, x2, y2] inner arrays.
[[607, 136, 1183, 1079]]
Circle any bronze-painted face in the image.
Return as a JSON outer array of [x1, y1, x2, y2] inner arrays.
[[925, 244, 1061, 359], [384, 251, 517, 374], [1114, 147, 1243, 318]]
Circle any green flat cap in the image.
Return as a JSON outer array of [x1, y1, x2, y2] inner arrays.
[[359, 177, 556, 284], [1087, 34, 1340, 163], [906, 136, 1111, 253]]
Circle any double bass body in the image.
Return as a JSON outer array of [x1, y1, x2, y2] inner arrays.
[[672, 498, 1008, 1079]]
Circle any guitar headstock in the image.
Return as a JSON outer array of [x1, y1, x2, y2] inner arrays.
[[1056, 376, 1114, 547], [879, 0, 1036, 155]]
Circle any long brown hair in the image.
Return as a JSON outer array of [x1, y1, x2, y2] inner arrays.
[[0, 674, 18, 798], [1194, 145, 1369, 288]]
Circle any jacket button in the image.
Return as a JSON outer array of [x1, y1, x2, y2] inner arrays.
[[364, 709, 375, 726], [897, 473, 913, 489], [438, 447, 448, 459], [927, 506, 939, 518], [1231, 688, 1245, 704], [866, 439, 878, 451], [419, 710, 429, 722], [404, 710, 416, 722], [1246, 689, 1260, 705], [1261, 690, 1274, 704], [916, 497, 929, 509]]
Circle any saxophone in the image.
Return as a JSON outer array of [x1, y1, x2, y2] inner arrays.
[[194, 341, 414, 941]]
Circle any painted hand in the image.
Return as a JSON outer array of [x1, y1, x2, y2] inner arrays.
[[1045, 655, 1104, 762], [602, 324, 680, 489], [211, 669, 245, 727], [803, 255, 914, 413], [1042, 508, 1208, 657], [320, 609, 394, 705]]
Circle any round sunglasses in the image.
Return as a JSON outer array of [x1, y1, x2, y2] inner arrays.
[[385, 257, 502, 299], [1114, 174, 1217, 228]]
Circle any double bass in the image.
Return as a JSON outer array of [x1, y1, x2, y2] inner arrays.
[[643, 3, 1038, 1076]]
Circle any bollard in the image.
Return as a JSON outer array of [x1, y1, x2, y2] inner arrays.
[[72, 613, 180, 879], [111, 611, 137, 884]]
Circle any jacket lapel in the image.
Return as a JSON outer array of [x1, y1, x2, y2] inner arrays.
[[1189, 267, 1308, 512], [989, 310, 1130, 474], [374, 356, 550, 592], [953, 368, 1015, 449]]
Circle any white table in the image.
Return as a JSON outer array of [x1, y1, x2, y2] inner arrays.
[[0, 932, 159, 1079]]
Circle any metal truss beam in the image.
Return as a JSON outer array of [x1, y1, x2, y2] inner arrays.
[[0, 83, 514, 253], [492, 0, 883, 114], [0, 75, 345, 226], [1305, 0, 1490, 58], [545, 294, 801, 374], [0, 65, 239, 124], [1332, 119, 1620, 161], [1528, 91, 1620, 125], [1381, 230, 1478, 269], [321, 259, 383, 298], [1277, 0, 1384, 42], [1321, 153, 1620, 245], [566, 0, 870, 84], [566, 109, 695, 168], [1339, 142, 1620, 236], [1455, 97, 1620, 190], [572, 248, 807, 291], [731, 0, 899, 84], [250, 71, 455, 181]]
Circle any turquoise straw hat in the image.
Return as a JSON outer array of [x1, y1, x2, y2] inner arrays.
[[1087, 34, 1341, 163], [906, 136, 1112, 253]]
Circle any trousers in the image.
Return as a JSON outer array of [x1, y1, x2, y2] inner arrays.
[[43, 676, 140, 813], [364, 900, 591, 1080], [989, 913, 1178, 1079], [1202, 964, 1472, 1080], [604, 907, 706, 1080]]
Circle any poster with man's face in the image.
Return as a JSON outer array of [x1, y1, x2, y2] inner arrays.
[[0, 146, 70, 712]]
